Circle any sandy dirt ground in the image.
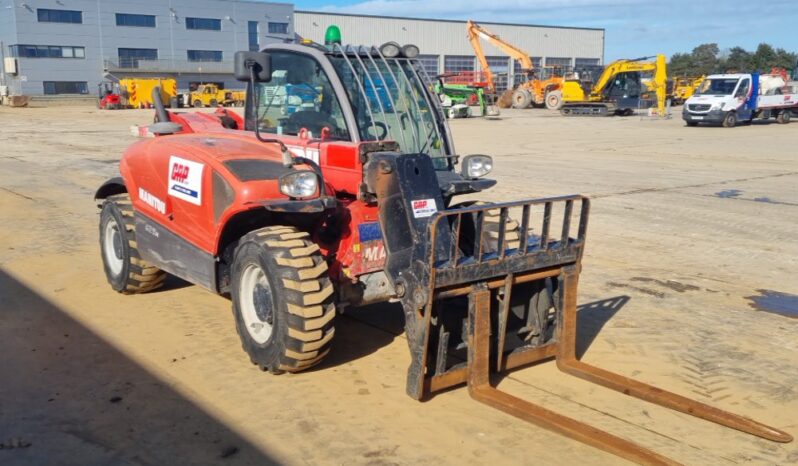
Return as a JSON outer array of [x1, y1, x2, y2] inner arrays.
[[0, 105, 796, 466]]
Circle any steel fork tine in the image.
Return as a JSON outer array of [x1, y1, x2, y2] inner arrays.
[[555, 266, 793, 443], [467, 285, 680, 466]]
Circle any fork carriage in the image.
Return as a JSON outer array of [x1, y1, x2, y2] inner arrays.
[[393, 194, 790, 465]]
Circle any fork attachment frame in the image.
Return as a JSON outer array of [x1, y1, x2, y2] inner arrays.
[[412, 197, 792, 465]]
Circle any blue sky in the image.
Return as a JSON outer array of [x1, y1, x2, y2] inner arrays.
[[293, 0, 798, 61]]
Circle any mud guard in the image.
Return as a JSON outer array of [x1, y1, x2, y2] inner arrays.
[[94, 177, 127, 201]]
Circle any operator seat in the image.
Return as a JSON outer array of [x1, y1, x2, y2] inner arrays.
[[284, 61, 336, 136]]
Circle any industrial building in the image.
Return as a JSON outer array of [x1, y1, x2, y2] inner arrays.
[[0, 0, 604, 98], [294, 11, 605, 91], [0, 0, 294, 97]]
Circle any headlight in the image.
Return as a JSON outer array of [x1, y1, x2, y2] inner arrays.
[[401, 44, 420, 58], [711, 103, 723, 111], [279, 171, 318, 198], [379, 41, 401, 58], [461, 154, 493, 179]]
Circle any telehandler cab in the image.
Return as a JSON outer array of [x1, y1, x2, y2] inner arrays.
[[95, 31, 791, 464]]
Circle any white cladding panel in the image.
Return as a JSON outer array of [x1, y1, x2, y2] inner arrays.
[[295, 11, 604, 65]]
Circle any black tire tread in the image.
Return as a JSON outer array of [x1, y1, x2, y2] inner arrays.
[[236, 225, 335, 373], [105, 194, 166, 294], [478, 203, 522, 250]]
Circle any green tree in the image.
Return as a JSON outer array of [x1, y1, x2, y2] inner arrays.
[[668, 52, 695, 76], [669, 43, 797, 76], [724, 47, 752, 73], [750, 43, 776, 71], [774, 47, 798, 70], [691, 43, 720, 75]]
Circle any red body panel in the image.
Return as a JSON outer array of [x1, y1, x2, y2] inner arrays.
[[122, 110, 386, 280], [99, 94, 121, 109]]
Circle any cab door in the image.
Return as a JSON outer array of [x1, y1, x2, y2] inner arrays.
[[734, 77, 753, 119]]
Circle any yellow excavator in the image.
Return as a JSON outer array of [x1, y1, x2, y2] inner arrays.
[[466, 20, 565, 109], [670, 76, 705, 105], [558, 55, 668, 116]]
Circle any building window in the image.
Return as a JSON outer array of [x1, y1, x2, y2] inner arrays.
[[37, 8, 82, 24], [118, 48, 158, 68], [43, 81, 88, 95], [248, 21, 259, 51], [513, 57, 541, 73], [187, 50, 223, 62], [546, 57, 572, 67], [416, 55, 439, 78], [267, 22, 288, 34], [116, 13, 156, 28], [186, 17, 221, 31], [444, 55, 474, 73], [485, 56, 509, 92], [513, 57, 541, 86], [575, 58, 600, 66], [9, 45, 85, 59]]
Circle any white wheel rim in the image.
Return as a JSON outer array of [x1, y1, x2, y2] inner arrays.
[[103, 217, 124, 276], [239, 263, 274, 344]]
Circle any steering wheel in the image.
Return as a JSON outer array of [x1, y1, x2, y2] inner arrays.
[[284, 111, 338, 136], [366, 121, 389, 140]]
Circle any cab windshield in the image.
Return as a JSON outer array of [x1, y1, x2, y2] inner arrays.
[[696, 78, 739, 96], [251, 48, 450, 169], [329, 51, 449, 166]]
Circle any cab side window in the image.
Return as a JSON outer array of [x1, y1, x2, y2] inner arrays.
[[735, 79, 750, 98], [253, 52, 350, 140]]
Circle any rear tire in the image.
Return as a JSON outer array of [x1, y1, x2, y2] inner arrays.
[[776, 110, 791, 124], [231, 226, 335, 374], [512, 89, 532, 109], [210, 99, 219, 108], [722, 112, 737, 128], [545, 91, 563, 110], [193, 99, 202, 108], [99, 194, 166, 294]]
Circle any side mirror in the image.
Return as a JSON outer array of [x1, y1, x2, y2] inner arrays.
[[234, 51, 271, 82]]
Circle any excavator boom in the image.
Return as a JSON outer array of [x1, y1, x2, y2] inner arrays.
[[466, 20, 534, 94], [466, 20, 567, 109]]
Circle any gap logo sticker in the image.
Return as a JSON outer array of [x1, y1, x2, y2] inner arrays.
[[138, 187, 165, 214], [168, 156, 204, 205], [411, 198, 437, 218]]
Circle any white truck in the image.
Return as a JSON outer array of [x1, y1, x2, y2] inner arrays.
[[682, 72, 798, 127]]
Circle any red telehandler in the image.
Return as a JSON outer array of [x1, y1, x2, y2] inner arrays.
[[95, 32, 791, 465]]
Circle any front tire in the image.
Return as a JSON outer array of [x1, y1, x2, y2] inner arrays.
[[722, 111, 737, 128], [453, 202, 521, 256], [193, 99, 202, 108], [99, 194, 166, 293], [512, 89, 532, 109], [545, 91, 563, 110], [231, 226, 335, 373]]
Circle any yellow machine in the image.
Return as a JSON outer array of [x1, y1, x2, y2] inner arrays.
[[119, 78, 177, 108], [466, 20, 565, 109], [558, 55, 668, 116], [670, 76, 705, 105], [190, 84, 245, 107]]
